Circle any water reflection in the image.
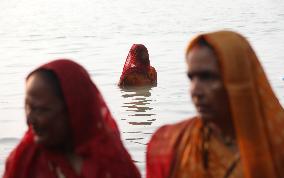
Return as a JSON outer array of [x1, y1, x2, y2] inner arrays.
[[119, 86, 157, 172], [120, 86, 156, 125]]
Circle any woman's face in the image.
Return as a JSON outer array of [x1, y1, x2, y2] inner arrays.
[[186, 45, 231, 122], [25, 73, 71, 149], [136, 48, 149, 65]]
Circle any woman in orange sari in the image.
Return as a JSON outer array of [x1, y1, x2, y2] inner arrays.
[[118, 44, 157, 87], [146, 31, 284, 178], [4, 59, 141, 178]]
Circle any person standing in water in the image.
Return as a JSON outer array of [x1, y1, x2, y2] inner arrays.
[[118, 44, 157, 87]]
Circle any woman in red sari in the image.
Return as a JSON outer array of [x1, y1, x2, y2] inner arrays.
[[146, 31, 284, 178], [3, 59, 141, 178], [118, 44, 157, 87]]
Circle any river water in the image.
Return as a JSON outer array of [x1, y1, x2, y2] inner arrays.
[[0, 0, 284, 176]]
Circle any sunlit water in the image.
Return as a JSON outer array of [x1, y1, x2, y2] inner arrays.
[[0, 0, 284, 176]]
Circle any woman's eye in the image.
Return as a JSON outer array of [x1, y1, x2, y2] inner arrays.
[[200, 72, 220, 81], [26, 105, 49, 113], [187, 73, 193, 80], [37, 107, 49, 112]]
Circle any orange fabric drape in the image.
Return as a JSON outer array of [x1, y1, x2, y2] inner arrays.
[[146, 31, 284, 178], [147, 117, 244, 178]]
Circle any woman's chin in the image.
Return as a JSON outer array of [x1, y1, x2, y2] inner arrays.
[[34, 135, 44, 144], [198, 112, 214, 122]]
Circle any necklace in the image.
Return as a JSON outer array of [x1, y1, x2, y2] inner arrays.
[[202, 124, 240, 178]]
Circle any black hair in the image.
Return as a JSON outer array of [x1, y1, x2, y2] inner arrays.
[[196, 37, 215, 51], [192, 37, 219, 61]]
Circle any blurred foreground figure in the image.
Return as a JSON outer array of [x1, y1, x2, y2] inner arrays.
[[4, 59, 141, 178], [146, 31, 284, 178], [118, 44, 157, 87]]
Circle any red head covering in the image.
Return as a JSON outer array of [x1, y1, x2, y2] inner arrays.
[[4, 59, 141, 178], [118, 44, 151, 85]]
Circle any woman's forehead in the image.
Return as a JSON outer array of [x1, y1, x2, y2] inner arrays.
[[187, 46, 220, 71], [26, 73, 60, 99]]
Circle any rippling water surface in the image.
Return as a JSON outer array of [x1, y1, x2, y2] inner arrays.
[[1, 0, 284, 176]]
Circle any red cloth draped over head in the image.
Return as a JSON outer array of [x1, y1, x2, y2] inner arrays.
[[3, 59, 141, 178], [121, 44, 150, 77], [118, 44, 157, 86]]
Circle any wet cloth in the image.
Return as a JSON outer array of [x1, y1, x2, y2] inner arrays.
[[118, 44, 157, 87]]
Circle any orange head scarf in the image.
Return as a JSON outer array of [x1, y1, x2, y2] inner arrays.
[[172, 31, 284, 178]]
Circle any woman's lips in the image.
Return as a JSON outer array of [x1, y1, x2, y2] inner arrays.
[[196, 104, 210, 113], [32, 126, 44, 136], [31, 126, 47, 143]]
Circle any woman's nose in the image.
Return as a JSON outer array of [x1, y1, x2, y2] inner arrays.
[[190, 78, 205, 98], [26, 108, 36, 126]]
